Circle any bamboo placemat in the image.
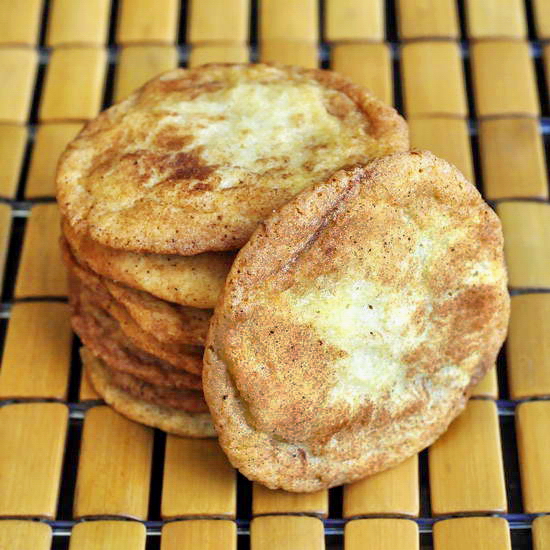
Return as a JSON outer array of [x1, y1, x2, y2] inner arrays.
[[0, 1, 548, 548]]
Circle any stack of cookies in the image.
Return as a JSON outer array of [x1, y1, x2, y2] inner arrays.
[[57, 64, 409, 437], [61, 234, 232, 437]]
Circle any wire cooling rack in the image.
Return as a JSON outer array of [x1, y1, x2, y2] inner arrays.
[[0, 1, 549, 548]]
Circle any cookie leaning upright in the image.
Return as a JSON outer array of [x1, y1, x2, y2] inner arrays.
[[56, 63, 409, 256], [203, 151, 510, 492]]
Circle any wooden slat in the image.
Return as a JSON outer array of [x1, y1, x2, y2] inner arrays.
[[0, 48, 37, 123], [25, 123, 82, 198], [250, 516, 324, 550], [497, 201, 550, 289], [117, 0, 180, 44], [331, 43, 392, 106], [260, 0, 318, 42], [470, 367, 498, 399], [533, 516, 550, 550], [479, 118, 547, 200], [516, 401, 550, 512], [69, 521, 146, 550], [429, 400, 507, 515], [325, 0, 384, 42], [507, 294, 550, 399], [253, 484, 328, 517], [80, 366, 100, 401], [0, 0, 43, 45], [433, 517, 511, 550], [39, 47, 107, 122], [465, 0, 526, 39], [534, 0, 550, 39], [545, 44, 550, 99], [0, 124, 26, 198], [189, 44, 249, 67], [74, 405, 153, 519], [345, 519, 419, 550], [161, 520, 236, 550], [15, 203, 67, 298], [401, 41, 467, 118], [162, 436, 236, 518], [0, 302, 72, 399], [0, 521, 52, 550], [471, 41, 539, 118], [408, 117, 474, 183], [46, 0, 111, 46], [397, 0, 459, 40], [188, 0, 249, 43], [259, 42, 318, 68], [114, 45, 178, 102], [343, 455, 418, 518], [0, 203, 11, 291], [0, 403, 68, 517]]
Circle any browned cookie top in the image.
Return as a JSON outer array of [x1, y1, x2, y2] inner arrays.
[[57, 63, 408, 255]]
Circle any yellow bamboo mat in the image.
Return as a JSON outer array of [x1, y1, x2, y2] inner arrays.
[[0, 1, 548, 548]]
